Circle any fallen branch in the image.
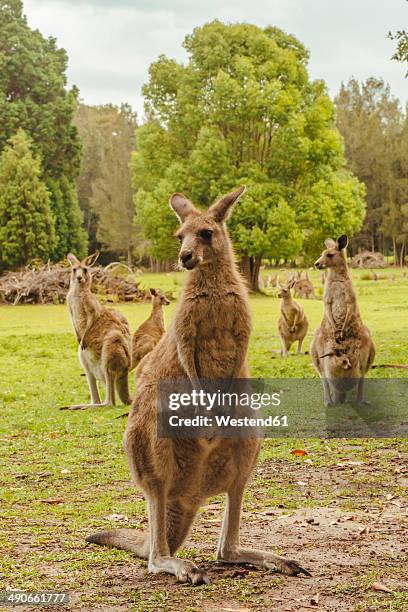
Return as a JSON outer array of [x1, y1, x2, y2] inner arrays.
[[0, 263, 149, 305]]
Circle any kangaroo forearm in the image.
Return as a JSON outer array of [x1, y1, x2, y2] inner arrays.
[[177, 342, 199, 384], [325, 304, 337, 332], [231, 336, 249, 378], [81, 320, 95, 348], [341, 304, 352, 335]]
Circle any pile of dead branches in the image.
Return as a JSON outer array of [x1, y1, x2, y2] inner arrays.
[[351, 250, 386, 268], [0, 263, 148, 305]]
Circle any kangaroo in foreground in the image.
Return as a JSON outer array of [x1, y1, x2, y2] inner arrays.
[[311, 236, 375, 406], [131, 288, 170, 370], [64, 252, 132, 410], [277, 278, 309, 356], [86, 187, 310, 584]]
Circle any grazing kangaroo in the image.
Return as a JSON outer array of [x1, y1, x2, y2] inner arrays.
[[311, 236, 375, 406], [86, 187, 310, 583], [277, 278, 309, 356], [131, 288, 170, 370], [64, 252, 132, 410], [293, 271, 316, 299]]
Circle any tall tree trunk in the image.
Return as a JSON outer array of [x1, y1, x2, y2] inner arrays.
[[127, 247, 132, 268], [241, 254, 262, 292], [400, 241, 406, 267], [392, 236, 398, 266]]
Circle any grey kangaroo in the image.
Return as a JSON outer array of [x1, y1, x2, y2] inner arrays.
[[311, 236, 375, 406], [86, 187, 310, 584], [64, 252, 132, 410]]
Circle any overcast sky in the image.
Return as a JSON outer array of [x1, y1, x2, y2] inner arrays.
[[24, 0, 407, 118]]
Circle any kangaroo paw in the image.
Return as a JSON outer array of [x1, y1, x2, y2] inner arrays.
[[271, 558, 312, 577], [182, 566, 210, 586]]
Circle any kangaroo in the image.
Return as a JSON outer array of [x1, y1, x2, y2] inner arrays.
[[293, 271, 316, 299], [277, 278, 309, 356], [131, 288, 170, 370], [86, 187, 310, 584], [64, 252, 132, 410], [311, 236, 375, 406]]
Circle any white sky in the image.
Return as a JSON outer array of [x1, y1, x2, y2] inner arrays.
[[24, 0, 408, 119]]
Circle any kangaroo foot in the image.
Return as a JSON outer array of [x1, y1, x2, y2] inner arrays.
[[148, 556, 209, 585], [266, 557, 311, 577], [60, 402, 111, 411], [218, 547, 310, 577], [356, 398, 371, 408]]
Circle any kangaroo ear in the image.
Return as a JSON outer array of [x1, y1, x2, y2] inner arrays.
[[337, 235, 349, 251], [169, 193, 197, 223], [324, 238, 336, 250], [83, 251, 100, 267], [67, 253, 79, 267], [287, 278, 296, 289], [208, 185, 246, 222], [149, 288, 157, 296]]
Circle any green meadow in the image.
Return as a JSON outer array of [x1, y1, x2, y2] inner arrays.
[[1, 268, 407, 611]]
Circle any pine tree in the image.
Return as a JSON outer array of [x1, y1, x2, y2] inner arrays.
[[0, 0, 87, 259], [0, 130, 56, 271]]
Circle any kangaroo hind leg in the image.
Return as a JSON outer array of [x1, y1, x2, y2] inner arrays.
[[217, 480, 310, 576], [147, 489, 208, 585]]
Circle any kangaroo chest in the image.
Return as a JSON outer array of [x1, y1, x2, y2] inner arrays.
[[325, 281, 353, 325], [67, 293, 89, 338], [178, 293, 249, 378], [196, 294, 239, 338], [281, 304, 298, 325], [183, 292, 248, 377]]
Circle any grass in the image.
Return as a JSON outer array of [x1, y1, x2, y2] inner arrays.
[[0, 267, 407, 610]]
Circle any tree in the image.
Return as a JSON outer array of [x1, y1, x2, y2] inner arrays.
[[335, 78, 408, 262], [75, 104, 138, 264], [0, 0, 87, 259], [0, 129, 56, 270], [389, 0, 408, 77], [132, 21, 365, 289]]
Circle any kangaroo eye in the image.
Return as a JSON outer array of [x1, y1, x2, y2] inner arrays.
[[327, 253, 334, 258], [177, 234, 183, 242], [199, 229, 213, 240]]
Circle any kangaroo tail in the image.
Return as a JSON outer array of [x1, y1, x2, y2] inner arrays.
[[116, 371, 132, 405], [372, 364, 408, 370], [86, 529, 148, 558]]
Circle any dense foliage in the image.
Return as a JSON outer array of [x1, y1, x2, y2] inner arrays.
[[132, 21, 365, 288], [0, 130, 56, 270], [0, 0, 87, 262], [75, 103, 138, 264], [336, 78, 408, 264]]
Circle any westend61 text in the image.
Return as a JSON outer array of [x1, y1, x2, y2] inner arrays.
[[168, 414, 288, 427]]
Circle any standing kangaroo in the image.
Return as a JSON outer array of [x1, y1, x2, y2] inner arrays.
[[86, 187, 310, 583], [131, 288, 170, 370], [277, 278, 309, 356], [64, 252, 132, 410], [311, 236, 375, 406]]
